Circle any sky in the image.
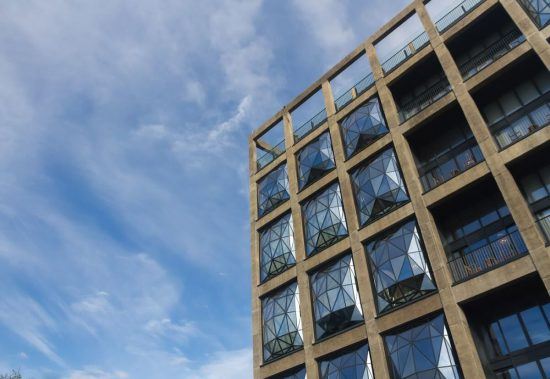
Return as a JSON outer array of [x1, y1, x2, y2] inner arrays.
[[0, 0, 454, 378]]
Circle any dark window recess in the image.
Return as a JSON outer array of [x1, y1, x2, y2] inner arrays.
[[434, 182, 527, 282]]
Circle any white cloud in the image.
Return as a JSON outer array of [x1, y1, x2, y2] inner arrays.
[[291, 0, 356, 59], [65, 367, 129, 379], [186, 348, 252, 379]]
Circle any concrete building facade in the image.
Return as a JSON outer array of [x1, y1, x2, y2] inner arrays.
[[248, 0, 550, 378]]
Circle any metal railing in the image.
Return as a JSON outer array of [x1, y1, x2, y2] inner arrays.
[[256, 139, 286, 170], [536, 214, 550, 245], [293, 108, 328, 142], [419, 140, 483, 192], [398, 79, 451, 122], [334, 73, 375, 112], [380, 31, 430, 74], [434, 0, 485, 33], [448, 229, 527, 282], [459, 29, 525, 80], [492, 101, 550, 149]]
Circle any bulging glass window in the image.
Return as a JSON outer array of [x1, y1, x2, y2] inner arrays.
[[262, 282, 303, 362], [319, 343, 374, 379], [258, 164, 290, 217], [384, 314, 462, 379], [364, 219, 436, 314], [340, 97, 388, 158], [310, 254, 363, 340], [351, 148, 409, 226], [302, 183, 348, 256], [297, 132, 336, 190], [260, 213, 296, 282]]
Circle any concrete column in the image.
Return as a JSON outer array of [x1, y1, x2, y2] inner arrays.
[[368, 7, 489, 375], [323, 77, 393, 379], [283, 109, 319, 378]]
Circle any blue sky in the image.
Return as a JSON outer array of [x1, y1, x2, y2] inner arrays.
[[0, 0, 460, 377]]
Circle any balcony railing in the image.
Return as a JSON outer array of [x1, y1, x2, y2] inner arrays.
[[398, 79, 451, 122], [434, 0, 485, 33], [380, 31, 430, 74], [492, 100, 550, 149], [256, 139, 286, 170], [448, 229, 527, 282], [293, 108, 328, 142], [459, 29, 525, 80], [419, 140, 483, 192], [537, 214, 550, 245], [334, 73, 375, 112]]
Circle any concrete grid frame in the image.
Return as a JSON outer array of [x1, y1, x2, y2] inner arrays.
[[248, 0, 550, 378]]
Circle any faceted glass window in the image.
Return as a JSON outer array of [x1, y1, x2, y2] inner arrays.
[[258, 164, 290, 217], [519, 0, 550, 28], [351, 148, 409, 226], [310, 254, 364, 340], [260, 213, 296, 282], [319, 343, 375, 379], [297, 132, 336, 190], [262, 282, 303, 362], [385, 314, 462, 379], [302, 183, 348, 256], [365, 219, 437, 314], [340, 97, 389, 158]]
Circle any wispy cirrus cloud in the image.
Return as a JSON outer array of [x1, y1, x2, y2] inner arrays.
[[0, 0, 416, 377]]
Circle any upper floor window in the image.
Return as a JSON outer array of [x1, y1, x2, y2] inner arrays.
[[384, 314, 462, 379], [519, 162, 550, 205], [296, 132, 336, 190], [351, 148, 409, 226], [302, 183, 348, 256], [310, 254, 363, 340], [364, 219, 436, 314], [259, 213, 296, 282], [262, 282, 303, 362], [258, 164, 290, 218], [486, 300, 550, 378], [339, 97, 388, 158], [318, 343, 374, 379]]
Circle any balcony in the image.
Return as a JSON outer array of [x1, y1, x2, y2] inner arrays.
[[380, 31, 430, 74], [433, 0, 485, 33], [398, 78, 451, 122], [256, 139, 286, 170], [448, 229, 528, 282], [419, 138, 483, 192], [293, 108, 328, 142], [334, 73, 375, 112], [459, 29, 525, 80], [491, 96, 550, 149], [537, 213, 550, 245]]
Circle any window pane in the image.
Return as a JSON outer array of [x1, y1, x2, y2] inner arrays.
[[540, 165, 550, 193], [534, 70, 550, 94], [499, 91, 522, 116], [520, 306, 550, 345], [541, 357, 550, 377], [515, 361, 542, 379], [520, 174, 546, 204], [516, 81, 540, 105], [483, 102, 504, 125], [310, 254, 363, 339], [490, 322, 509, 355], [499, 314, 529, 352]]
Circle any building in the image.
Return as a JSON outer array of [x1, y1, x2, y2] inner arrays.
[[248, 0, 550, 378]]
